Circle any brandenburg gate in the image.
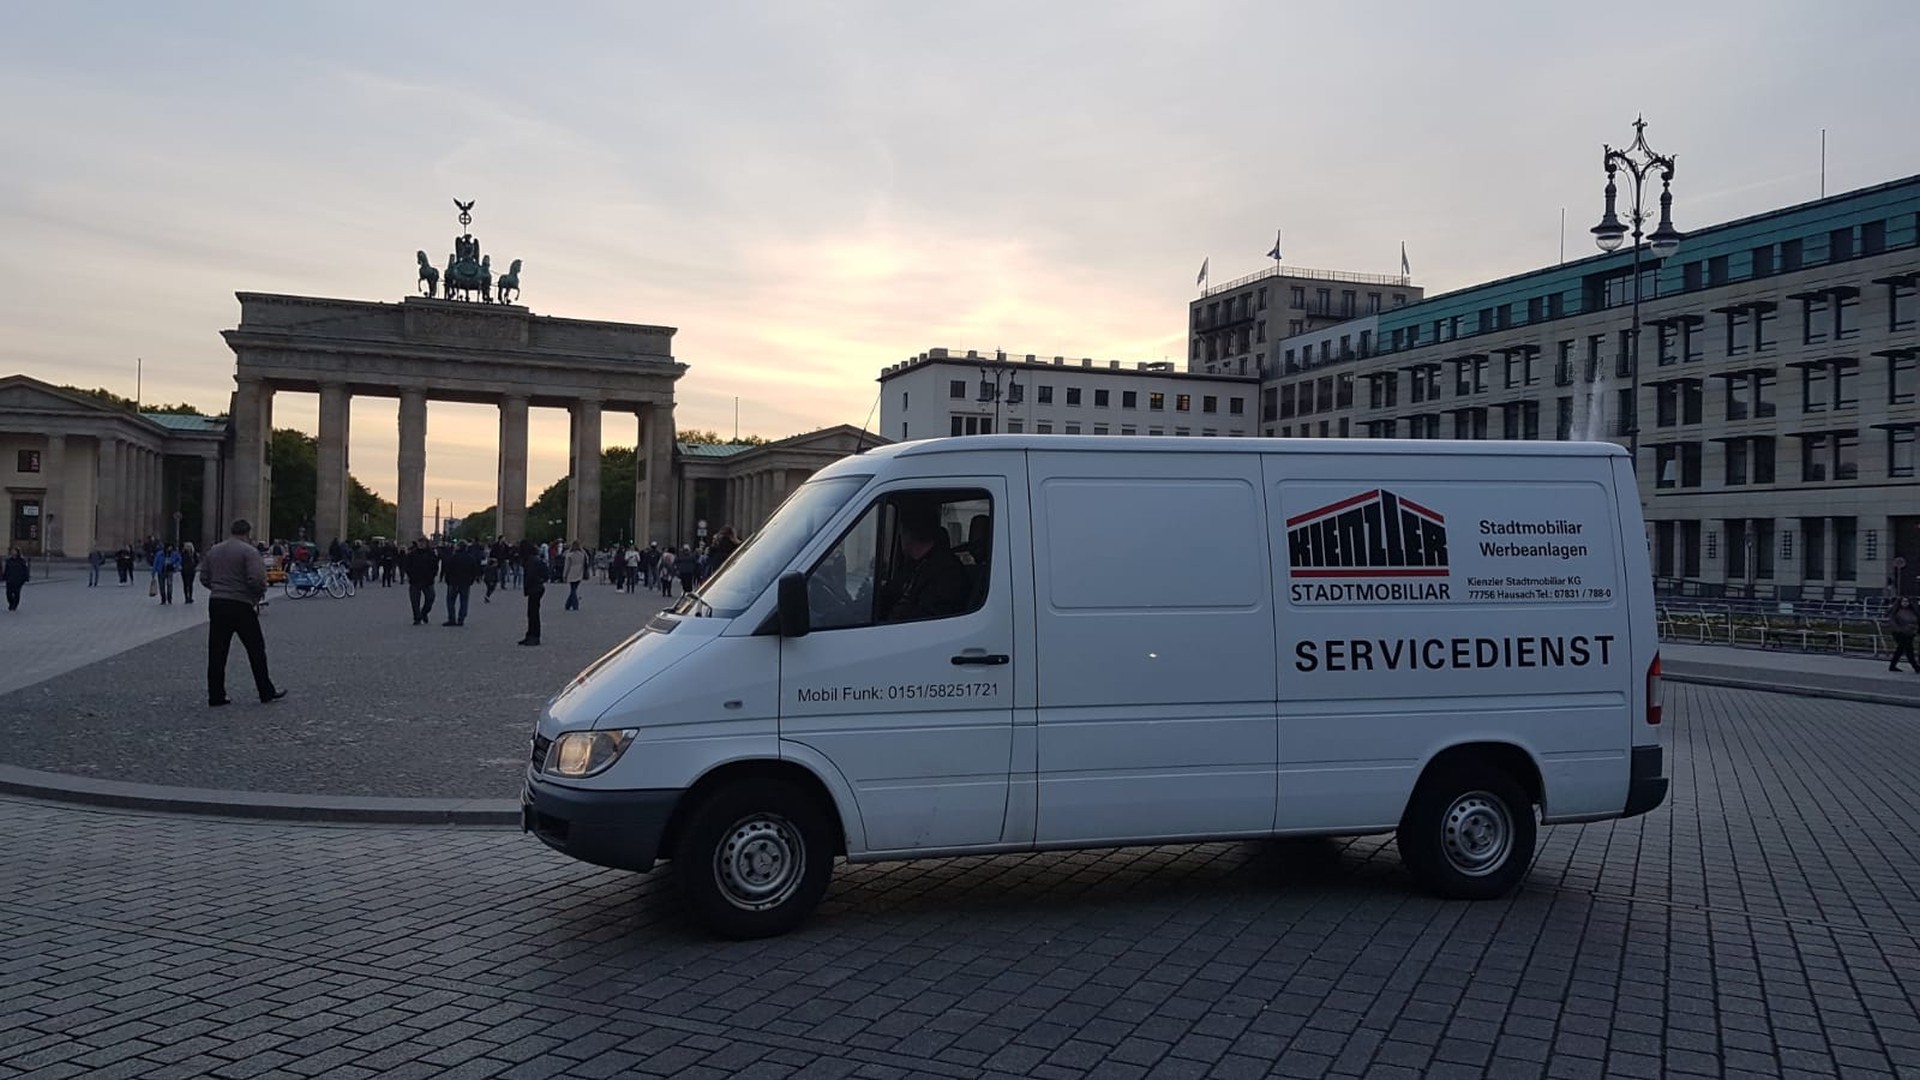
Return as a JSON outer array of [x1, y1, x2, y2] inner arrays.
[[220, 204, 683, 545]]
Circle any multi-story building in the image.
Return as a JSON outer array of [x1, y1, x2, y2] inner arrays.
[[879, 348, 1259, 441], [1264, 174, 1920, 601], [1187, 265, 1422, 377]]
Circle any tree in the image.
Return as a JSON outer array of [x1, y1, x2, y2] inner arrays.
[[264, 428, 396, 543], [680, 428, 769, 446], [146, 402, 211, 416], [59, 386, 140, 412]]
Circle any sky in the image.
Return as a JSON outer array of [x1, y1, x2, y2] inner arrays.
[[4, 0, 1918, 521]]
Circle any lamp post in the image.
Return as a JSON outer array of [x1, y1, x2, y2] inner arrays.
[[1591, 116, 1684, 465], [976, 364, 1024, 432]]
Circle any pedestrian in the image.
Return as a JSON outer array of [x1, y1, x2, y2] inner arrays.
[[179, 542, 199, 604], [200, 519, 286, 706], [678, 544, 699, 597], [1887, 596, 1920, 673], [3, 547, 29, 611], [482, 555, 500, 603], [656, 546, 676, 597], [403, 537, 439, 625], [442, 541, 480, 626], [626, 546, 642, 593], [349, 543, 369, 589], [563, 541, 587, 611], [156, 543, 179, 604], [519, 541, 546, 646], [116, 545, 134, 584], [86, 548, 103, 587], [709, 525, 741, 573], [148, 545, 164, 599]]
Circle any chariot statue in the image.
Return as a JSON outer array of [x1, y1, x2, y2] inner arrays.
[[417, 199, 524, 304]]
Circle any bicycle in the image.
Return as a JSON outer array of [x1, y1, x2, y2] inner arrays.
[[284, 562, 352, 599]]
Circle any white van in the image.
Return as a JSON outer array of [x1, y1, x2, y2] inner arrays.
[[524, 436, 1666, 938]]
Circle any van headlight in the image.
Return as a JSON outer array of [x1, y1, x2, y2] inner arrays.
[[543, 729, 637, 778]]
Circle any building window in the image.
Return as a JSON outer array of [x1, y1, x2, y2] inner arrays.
[[1122, 390, 1137, 409], [1801, 432, 1859, 482], [1802, 518, 1826, 581], [1262, 388, 1279, 423], [1037, 385, 1054, 404], [1890, 352, 1918, 405], [1836, 517, 1857, 581], [950, 416, 964, 436], [1090, 388, 1107, 407], [1836, 291, 1859, 340], [16, 450, 40, 473], [1830, 227, 1855, 261], [1229, 397, 1245, 416], [1093, 424, 1108, 435], [1288, 320, 1304, 336], [1149, 392, 1165, 411], [1726, 438, 1749, 485], [1255, 321, 1266, 344], [1368, 292, 1382, 313], [1802, 296, 1829, 344], [1202, 395, 1218, 414], [1751, 245, 1775, 278], [1065, 387, 1082, 406], [1755, 304, 1776, 351], [1725, 310, 1750, 356], [1006, 420, 1024, 433], [1891, 279, 1916, 332], [1120, 425, 1136, 435], [1835, 358, 1859, 410], [1065, 423, 1081, 435], [1289, 287, 1305, 307], [1175, 394, 1191, 412], [1257, 287, 1268, 310], [1889, 428, 1916, 478], [949, 380, 966, 399], [1801, 364, 1829, 412], [1035, 422, 1053, 435], [1175, 426, 1191, 436]]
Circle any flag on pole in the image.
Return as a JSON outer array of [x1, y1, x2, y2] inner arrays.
[[1266, 229, 1283, 262], [1196, 257, 1209, 288], [1400, 242, 1411, 277]]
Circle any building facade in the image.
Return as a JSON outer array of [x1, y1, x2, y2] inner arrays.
[[1187, 265, 1422, 378], [1264, 175, 1920, 601], [0, 376, 227, 556], [879, 348, 1259, 442]]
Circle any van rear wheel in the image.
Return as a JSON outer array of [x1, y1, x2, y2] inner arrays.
[[1397, 763, 1536, 900], [675, 780, 834, 939]]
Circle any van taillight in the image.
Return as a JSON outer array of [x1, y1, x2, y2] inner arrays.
[[1646, 654, 1662, 725]]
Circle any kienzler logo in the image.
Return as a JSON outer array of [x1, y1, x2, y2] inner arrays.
[[1286, 489, 1451, 602]]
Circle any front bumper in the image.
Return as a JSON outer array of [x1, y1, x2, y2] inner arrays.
[[522, 773, 682, 872], [1621, 744, 1668, 818]]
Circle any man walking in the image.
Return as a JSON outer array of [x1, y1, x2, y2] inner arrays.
[[4, 547, 28, 611], [403, 537, 440, 625], [87, 548, 103, 587], [519, 541, 546, 646], [200, 520, 285, 706], [442, 541, 480, 626], [1887, 596, 1920, 672]]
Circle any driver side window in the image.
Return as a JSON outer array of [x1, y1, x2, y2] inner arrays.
[[806, 488, 991, 631]]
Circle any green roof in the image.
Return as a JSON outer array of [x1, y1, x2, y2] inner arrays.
[[142, 412, 226, 433], [677, 442, 754, 458]]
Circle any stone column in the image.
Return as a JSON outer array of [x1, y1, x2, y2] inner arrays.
[[635, 406, 657, 546], [94, 437, 119, 550], [130, 447, 147, 543], [315, 382, 351, 545], [570, 398, 602, 547], [651, 403, 677, 546], [258, 386, 275, 540], [398, 389, 428, 542], [496, 394, 528, 542], [42, 434, 66, 555], [115, 441, 133, 545], [200, 453, 220, 547]]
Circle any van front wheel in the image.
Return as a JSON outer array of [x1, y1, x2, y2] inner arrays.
[[676, 780, 834, 939], [1397, 764, 1536, 900]]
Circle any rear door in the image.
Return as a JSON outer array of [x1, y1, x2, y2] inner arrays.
[[778, 474, 1021, 853]]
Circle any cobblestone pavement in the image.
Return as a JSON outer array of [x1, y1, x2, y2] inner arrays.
[[3, 683, 1918, 1079], [0, 575, 674, 798], [0, 568, 205, 696]]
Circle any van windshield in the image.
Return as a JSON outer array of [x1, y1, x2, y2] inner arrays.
[[688, 475, 870, 617]]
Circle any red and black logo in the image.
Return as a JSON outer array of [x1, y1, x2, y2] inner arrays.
[[1286, 489, 1448, 578]]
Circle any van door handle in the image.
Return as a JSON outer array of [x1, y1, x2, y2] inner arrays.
[[951, 653, 1010, 666]]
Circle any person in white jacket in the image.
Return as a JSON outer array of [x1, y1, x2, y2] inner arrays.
[[563, 542, 589, 611]]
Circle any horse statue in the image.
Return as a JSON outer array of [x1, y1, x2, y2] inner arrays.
[[416, 251, 439, 296], [497, 258, 523, 304], [441, 234, 493, 302], [479, 255, 494, 303]]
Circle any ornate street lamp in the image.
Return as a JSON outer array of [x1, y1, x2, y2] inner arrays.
[[1592, 116, 1683, 464], [976, 365, 1023, 432]]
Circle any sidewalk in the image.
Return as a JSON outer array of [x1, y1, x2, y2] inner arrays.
[[0, 568, 206, 695], [1663, 641, 1917, 708]]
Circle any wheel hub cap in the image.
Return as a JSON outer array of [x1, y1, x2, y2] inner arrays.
[[1441, 792, 1513, 877], [715, 815, 804, 911]]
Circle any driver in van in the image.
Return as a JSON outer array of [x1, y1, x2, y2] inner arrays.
[[879, 502, 972, 623]]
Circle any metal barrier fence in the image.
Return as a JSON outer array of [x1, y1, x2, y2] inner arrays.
[[1657, 597, 1889, 657]]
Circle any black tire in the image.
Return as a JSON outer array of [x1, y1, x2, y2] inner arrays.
[[675, 780, 835, 939], [1396, 762, 1536, 900]]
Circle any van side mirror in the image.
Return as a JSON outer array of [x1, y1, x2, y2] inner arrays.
[[776, 572, 811, 638]]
